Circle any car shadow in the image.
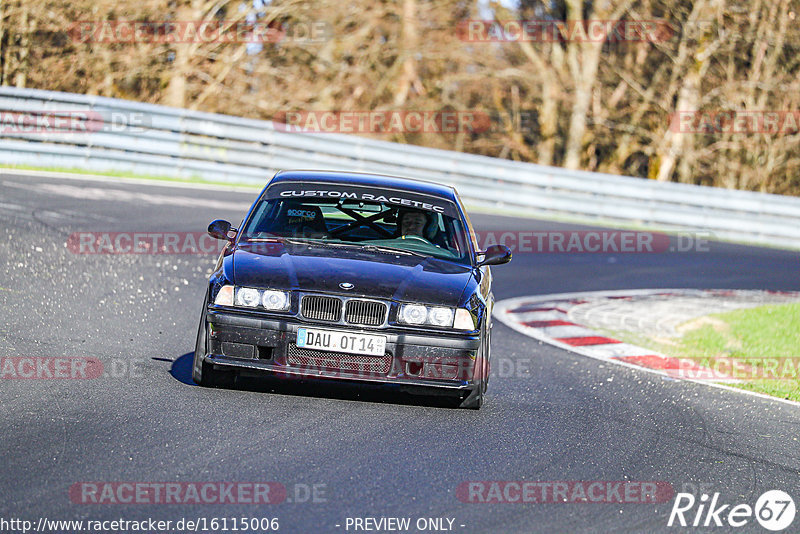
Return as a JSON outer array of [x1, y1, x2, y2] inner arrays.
[[169, 353, 197, 385], [169, 352, 462, 408]]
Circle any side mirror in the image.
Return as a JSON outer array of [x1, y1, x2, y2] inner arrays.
[[208, 219, 237, 241], [477, 244, 512, 266]]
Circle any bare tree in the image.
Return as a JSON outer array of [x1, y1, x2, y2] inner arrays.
[[2, 0, 799, 195]]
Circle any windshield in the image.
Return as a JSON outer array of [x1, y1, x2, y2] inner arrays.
[[241, 190, 471, 263]]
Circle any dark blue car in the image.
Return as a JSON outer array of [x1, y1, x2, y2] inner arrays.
[[193, 170, 511, 408]]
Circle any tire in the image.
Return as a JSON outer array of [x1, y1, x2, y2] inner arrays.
[[192, 299, 234, 388], [459, 382, 484, 409], [459, 322, 492, 410], [482, 327, 491, 393]]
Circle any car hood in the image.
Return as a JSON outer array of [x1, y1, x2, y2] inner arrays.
[[231, 243, 474, 306]]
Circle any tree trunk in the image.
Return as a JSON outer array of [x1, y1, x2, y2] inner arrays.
[[13, 1, 31, 88], [563, 0, 630, 170], [393, 0, 423, 106], [165, 1, 202, 108], [655, 0, 721, 182], [538, 72, 559, 166], [0, 1, 6, 85], [563, 51, 601, 170]]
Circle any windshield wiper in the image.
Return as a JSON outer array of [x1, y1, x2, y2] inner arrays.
[[243, 237, 321, 245], [362, 244, 428, 257], [243, 237, 429, 258], [310, 241, 428, 257]]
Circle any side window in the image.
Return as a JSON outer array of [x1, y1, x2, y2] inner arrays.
[[459, 200, 480, 253], [243, 200, 273, 235], [447, 218, 467, 256]]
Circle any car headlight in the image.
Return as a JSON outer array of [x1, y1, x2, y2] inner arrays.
[[399, 304, 427, 325], [262, 289, 290, 311], [217, 286, 290, 311], [398, 304, 472, 330], [236, 287, 261, 307], [428, 307, 454, 327]]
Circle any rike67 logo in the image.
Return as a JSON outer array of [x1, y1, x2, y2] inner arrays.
[[668, 490, 795, 531]]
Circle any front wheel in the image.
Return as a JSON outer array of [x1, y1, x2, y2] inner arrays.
[[458, 382, 484, 409], [458, 323, 490, 409], [192, 301, 234, 388]]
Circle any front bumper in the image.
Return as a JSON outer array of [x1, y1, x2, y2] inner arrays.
[[202, 308, 481, 392]]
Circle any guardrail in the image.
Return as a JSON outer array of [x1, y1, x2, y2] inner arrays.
[[1, 86, 799, 248]]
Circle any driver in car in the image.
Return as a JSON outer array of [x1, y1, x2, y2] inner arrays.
[[396, 208, 447, 250], [398, 209, 428, 238]]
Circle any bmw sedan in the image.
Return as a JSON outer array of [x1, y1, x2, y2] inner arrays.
[[193, 170, 511, 408]]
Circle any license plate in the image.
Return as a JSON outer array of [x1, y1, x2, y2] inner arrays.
[[296, 328, 386, 356]]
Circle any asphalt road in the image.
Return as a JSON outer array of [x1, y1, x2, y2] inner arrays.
[[1, 171, 799, 533]]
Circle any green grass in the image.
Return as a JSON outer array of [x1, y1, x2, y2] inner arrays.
[[606, 302, 800, 401]]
